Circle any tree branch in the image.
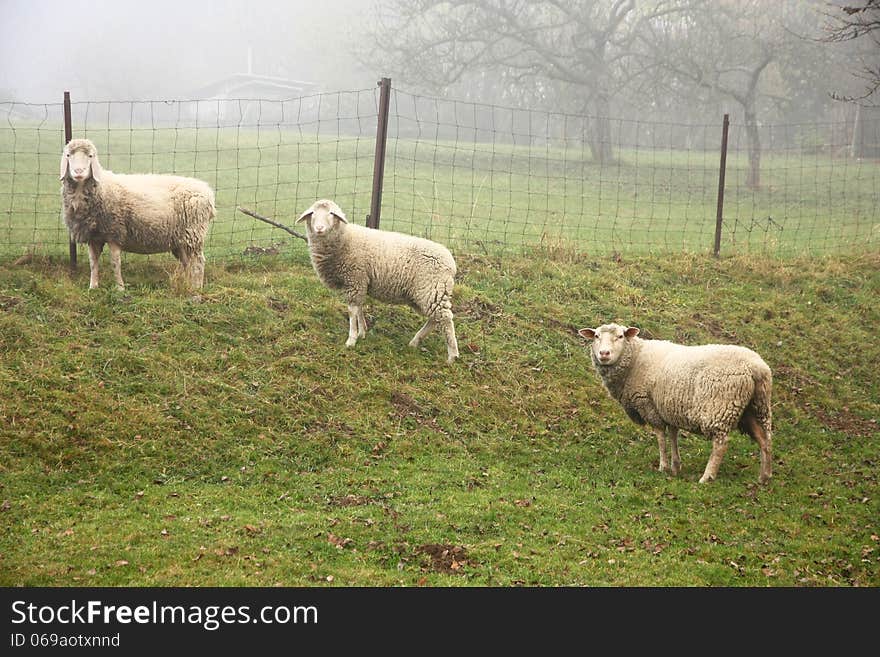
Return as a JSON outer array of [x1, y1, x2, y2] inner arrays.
[[237, 207, 307, 242]]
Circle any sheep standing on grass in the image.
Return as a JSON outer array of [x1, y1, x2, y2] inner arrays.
[[578, 323, 773, 484], [60, 138, 216, 291], [296, 199, 459, 364]]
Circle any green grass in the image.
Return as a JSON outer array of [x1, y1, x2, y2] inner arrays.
[[2, 120, 878, 259], [1, 249, 878, 586]]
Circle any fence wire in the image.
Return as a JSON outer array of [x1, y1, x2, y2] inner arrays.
[[1, 87, 878, 260]]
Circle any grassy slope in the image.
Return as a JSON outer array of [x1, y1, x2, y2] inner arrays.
[[0, 248, 878, 586]]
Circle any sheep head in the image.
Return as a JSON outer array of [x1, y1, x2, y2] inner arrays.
[[296, 199, 347, 237], [578, 323, 639, 366], [61, 138, 104, 183]]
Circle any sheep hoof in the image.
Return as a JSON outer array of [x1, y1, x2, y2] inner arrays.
[[408, 338, 420, 348], [698, 474, 715, 484], [345, 338, 357, 348], [759, 473, 772, 485]]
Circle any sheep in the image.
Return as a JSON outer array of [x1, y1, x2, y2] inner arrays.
[[60, 138, 216, 291], [295, 199, 459, 364], [577, 323, 773, 484]]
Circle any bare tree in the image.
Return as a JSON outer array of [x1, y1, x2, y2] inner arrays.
[[365, 0, 685, 163], [635, 0, 818, 188], [820, 0, 880, 104]]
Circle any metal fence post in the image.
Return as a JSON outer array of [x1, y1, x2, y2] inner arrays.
[[367, 77, 391, 229], [63, 91, 76, 271], [713, 113, 730, 257]]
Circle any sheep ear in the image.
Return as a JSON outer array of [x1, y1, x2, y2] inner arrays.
[[60, 149, 69, 180], [90, 154, 104, 183], [624, 327, 640, 338], [325, 200, 347, 223], [295, 209, 313, 224], [577, 328, 596, 340]]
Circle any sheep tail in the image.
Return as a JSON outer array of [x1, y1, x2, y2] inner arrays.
[[747, 363, 773, 430]]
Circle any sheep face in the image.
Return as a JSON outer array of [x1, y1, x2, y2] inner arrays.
[[61, 139, 103, 183], [578, 323, 640, 366], [296, 199, 347, 238]]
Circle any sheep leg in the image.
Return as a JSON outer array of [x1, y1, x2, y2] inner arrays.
[[190, 252, 206, 289], [181, 251, 205, 289], [669, 428, 681, 475], [107, 242, 125, 290], [434, 293, 459, 364], [699, 432, 730, 483], [742, 411, 773, 484], [653, 427, 670, 473], [409, 318, 435, 348], [87, 241, 104, 289], [356, 306, 367, 338], [346, 304, 362, 347]]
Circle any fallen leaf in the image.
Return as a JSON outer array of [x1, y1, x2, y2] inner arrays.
[[115, 560, 129, 567], [1, 500, 11, 511], [134, 491, 145, 499]]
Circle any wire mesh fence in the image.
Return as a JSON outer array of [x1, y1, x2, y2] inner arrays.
[[1, 84, 878, 261]]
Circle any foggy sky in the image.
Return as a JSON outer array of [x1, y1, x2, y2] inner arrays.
[[0, 0, 372, 102]]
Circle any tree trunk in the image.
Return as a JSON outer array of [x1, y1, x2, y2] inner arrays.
[[743, 106, 761, 189], [589, 94, 614, 164]]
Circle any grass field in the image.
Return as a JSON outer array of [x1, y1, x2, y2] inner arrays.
[[1, 248, 878, 586], [2, 118, 878, 259]]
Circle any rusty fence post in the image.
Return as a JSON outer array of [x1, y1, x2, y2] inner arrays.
[[64, 91, 76, 271], [367, 77, 391, 229], [713, 113, 730, 257]]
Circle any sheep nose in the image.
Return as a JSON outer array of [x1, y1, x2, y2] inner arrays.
[[599, 350, 610, 358], [73, 167, 85, 175]]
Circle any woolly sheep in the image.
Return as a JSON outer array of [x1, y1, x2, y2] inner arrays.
[[60, 138, 216, 291], [578, 323, 773, 484], [296, 199, 459, 364]]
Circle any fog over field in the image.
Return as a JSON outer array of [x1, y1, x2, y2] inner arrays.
[[0, 0, 371, 101]]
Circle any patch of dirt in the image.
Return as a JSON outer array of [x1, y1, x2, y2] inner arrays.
[[327, 494, 373, 507], [267, 297, 289, 313], [391, 391, 422, 415], [415, 544, 471, 573], [389, 392, 447, 436], [809, 406, 878, 438], [458, 296, 503, 323], [688, 312, 738, 342], [243, 244, 281, 256], [0, 295, 21, 311]]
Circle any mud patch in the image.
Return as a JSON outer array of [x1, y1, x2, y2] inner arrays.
[[415, 544, 471, 573], [809, 406, 878, 438], [267, 297, 289, 313], [458, 296, 503, 323], [391, 391, 422, 416], [327, 494, 374, 507], [0, 295, 21, 311], [687, 312, 738, 342]]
